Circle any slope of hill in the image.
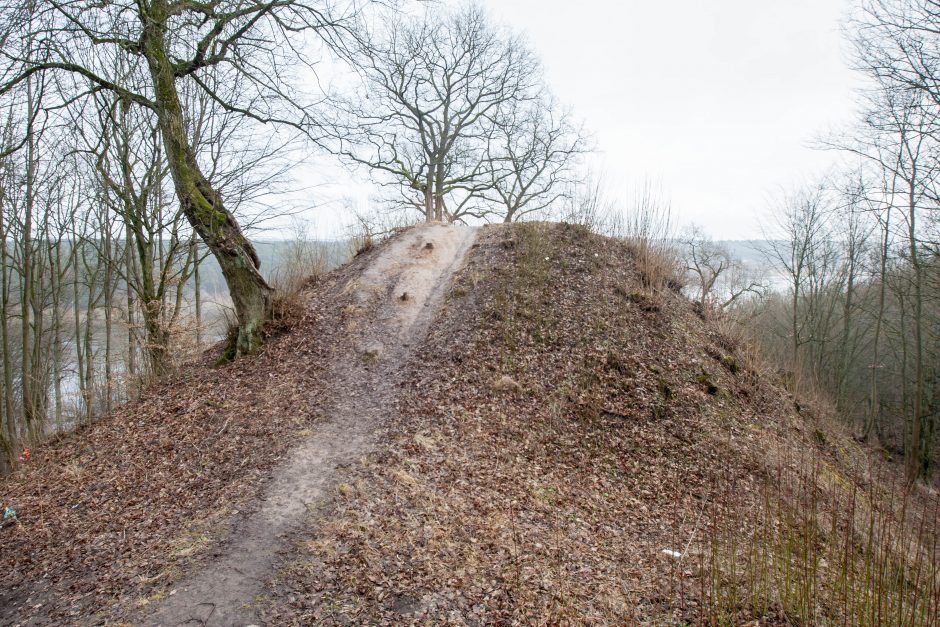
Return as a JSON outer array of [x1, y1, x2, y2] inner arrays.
[[0, 222, 935, 626], [263, 223, 937, 625]]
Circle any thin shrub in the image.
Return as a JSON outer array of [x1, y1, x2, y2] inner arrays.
[[347, 205, 418, 257], [698, 444, 940, 625], [270, 219, 331, 298], [595, 179, 685, 292]]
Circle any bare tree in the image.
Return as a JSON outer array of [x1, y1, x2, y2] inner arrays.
[[483, 93, 589, 222], [0, 107, 17, 468], [864, 171, 896, 442], [681, 225, 765, 310], [331, 3, 540, 222], [848, 86, 939, 477], [72, 67, 286, 376], [855, 0, 940, 112], [80, 93, 187, 377], [764, 183, 834, 372], [0, 0, 362, 355]]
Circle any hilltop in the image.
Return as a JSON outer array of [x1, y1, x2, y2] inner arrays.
[[0, 222, 936, 626]]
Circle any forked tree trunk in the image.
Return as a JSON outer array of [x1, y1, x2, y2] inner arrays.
[[145, 313, 172, 376], [142, 2, 272, 356]]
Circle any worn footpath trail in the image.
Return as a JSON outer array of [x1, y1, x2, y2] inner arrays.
[[143, 224, 478, 626]]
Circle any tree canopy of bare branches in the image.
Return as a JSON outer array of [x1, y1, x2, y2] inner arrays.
[[0, 0, 362, 355], [330, 3, 587, 223]]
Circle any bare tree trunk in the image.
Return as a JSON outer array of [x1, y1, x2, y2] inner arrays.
[[79, 236, 101, 424], [864, 206, 892, 441], [31, 238, 47, 438], [51, 239, 63, 430], [20, 84, 35, 435], [906, 180, 926, 481], [0, 204, 14, 466], [125, 224, 137, 381], [424, 170, 434, 222], [136, 201, 170, 378], [838, 251, 857, 408], [83, 266, 96, 424], [434, 161, 446, 221], [791, 275, 800, 374], [72, 240, 84, 424], [193, 239, 202, 348], [141, 2, 272, 356], [103, 206, 113, 415], [898, 288, 910, 460]]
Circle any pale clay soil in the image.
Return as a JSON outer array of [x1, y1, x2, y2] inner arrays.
[[142, 224, 479, 626]]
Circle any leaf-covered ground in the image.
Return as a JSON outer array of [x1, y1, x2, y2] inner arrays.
[[263, 222, 833, 625], [0, 245, 387, 625], [2, 222, 924, 626]]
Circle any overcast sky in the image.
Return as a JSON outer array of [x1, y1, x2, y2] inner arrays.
[[482, 0, 862, 239], [296, 0, 862, 240]]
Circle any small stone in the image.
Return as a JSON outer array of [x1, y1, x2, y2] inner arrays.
[[491, 375, 523, 394]]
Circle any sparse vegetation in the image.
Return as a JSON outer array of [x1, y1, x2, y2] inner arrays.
[[1, 0, 938, 624], [702, 448, 940, 626], [258, 223, 938, 625]]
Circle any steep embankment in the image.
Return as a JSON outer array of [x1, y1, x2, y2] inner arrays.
[[1, 222, 935, 626], [255, 222, 791, 624]]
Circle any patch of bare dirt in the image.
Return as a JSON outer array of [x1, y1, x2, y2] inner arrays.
[[140, 223, 477, 626]]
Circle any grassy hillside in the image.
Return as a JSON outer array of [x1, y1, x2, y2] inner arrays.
[[0, 223, 936, 625], [267, 223, 939, 625]]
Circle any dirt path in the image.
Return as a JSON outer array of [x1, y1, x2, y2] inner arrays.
[[143, 224, 478, 626]]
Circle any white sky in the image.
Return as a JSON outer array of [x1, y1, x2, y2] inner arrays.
[[291, 0, 863, 240], [485, 0, 862, 239]]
